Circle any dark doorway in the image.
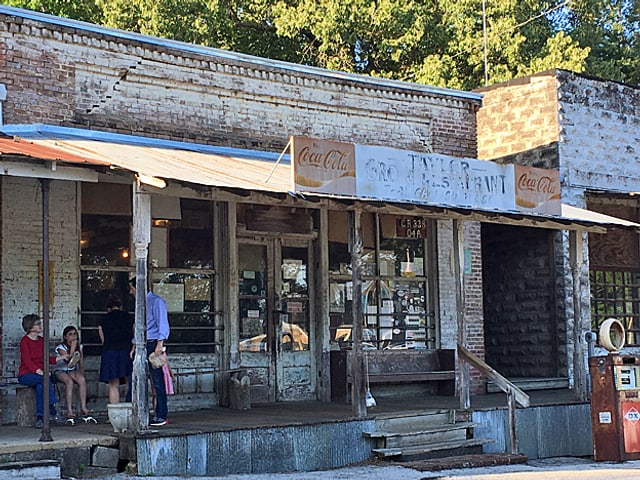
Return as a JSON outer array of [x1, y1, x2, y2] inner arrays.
[[481, 224, 565, 380]]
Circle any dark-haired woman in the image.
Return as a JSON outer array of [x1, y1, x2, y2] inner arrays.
[[54, 325, 91, 418], [99, 295, 134, 404]]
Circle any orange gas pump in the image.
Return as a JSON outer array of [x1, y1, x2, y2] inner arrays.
[[589, 354, 640, 461], [589, 318, 640, 461]]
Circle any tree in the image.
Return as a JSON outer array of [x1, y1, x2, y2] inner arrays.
[[561, 0, 640, 84]]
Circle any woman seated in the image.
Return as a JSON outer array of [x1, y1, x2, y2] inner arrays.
[[54, 325, 91, 418]]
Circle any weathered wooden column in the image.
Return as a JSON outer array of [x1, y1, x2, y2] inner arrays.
[[453, 219, 470, 410], [131, 180, 151, 432], [349, 208, 366, 417], [39, 178, 53, 442], [570, 229, 588, 401]]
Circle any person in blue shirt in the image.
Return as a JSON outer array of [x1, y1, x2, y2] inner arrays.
[[129, 278, 170, 426]]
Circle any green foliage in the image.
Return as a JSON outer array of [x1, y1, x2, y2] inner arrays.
[[4, 0, 103, 23], [4, 0, 639, 88]]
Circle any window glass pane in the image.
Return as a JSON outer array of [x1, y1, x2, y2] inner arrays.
[[378, 238, 425, 277], [281, 246, 310, 351], [590, 269, 640, 347], [330, 281, 353, 348], [81, 215, 130, 266], [239, 298, 267, 352], [168, 199, 213, 268], [150, 272, 215, 353]]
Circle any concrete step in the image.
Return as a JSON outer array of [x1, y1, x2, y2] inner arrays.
[[372, 437, 491, 458], [0, 459, 60, 479]]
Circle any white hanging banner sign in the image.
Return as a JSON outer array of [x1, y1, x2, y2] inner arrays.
[[291, 136, 560, 215], [355, 144, 514, 211]]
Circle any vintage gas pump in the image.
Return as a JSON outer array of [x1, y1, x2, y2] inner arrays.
[[589, 318, 640, 461]]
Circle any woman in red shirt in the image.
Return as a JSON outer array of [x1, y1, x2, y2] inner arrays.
[[18, 314, 59, 428]]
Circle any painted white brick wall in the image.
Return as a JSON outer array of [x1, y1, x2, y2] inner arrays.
[[558, 73, 640, 194], [437, 219, 458, 349], [2, 177, 79, 382], [1, 14, 479, 158]]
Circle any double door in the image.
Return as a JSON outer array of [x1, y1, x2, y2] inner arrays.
[[238, 237, 315, 402]]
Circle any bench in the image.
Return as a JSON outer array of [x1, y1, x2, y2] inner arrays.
[[344, 349, 455, 399], [16, 385, 37, 427]]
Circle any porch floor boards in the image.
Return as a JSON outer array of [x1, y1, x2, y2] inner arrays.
[[0, 388, 583, 454]]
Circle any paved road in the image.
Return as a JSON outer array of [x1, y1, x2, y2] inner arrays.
[[83, 457, 640, 480], [13, 457, 640, 480]]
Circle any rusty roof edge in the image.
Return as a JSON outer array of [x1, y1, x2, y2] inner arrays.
[[1, 124, 288, 163]]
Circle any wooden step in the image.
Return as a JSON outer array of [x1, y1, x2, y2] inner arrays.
[[486, 377, 568, 392], [364, 422, 477, 439], [367, 422, 477, 449], [372, 437, 492, 458], [374, 411, 460, 433]]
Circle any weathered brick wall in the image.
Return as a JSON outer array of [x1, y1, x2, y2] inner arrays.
[[1, 178, 79, 389], [556, 70, 640, 196], [482, 224, 563, 377], [476, 70, 560, 164], [0, 12, 479, 157], [438, 220, 485, 394]]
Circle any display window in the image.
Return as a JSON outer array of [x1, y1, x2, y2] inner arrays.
[[329, 211, 438, 350], [80, 183, 217, 354]]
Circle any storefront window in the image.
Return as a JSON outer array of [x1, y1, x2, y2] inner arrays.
[[80, 185, 217, 354], [329, 212, 437, 350]]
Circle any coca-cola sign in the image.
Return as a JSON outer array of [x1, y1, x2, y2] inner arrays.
[[291, 136, 356, 195], [514, 165, 561, 215]]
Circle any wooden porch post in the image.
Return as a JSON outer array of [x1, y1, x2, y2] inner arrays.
[[570, 229, 588, 402], [317, 206, 331, 403], [131, 181, 151, 432], [453, 219, 470, 410], [349, 208, 366, 417]]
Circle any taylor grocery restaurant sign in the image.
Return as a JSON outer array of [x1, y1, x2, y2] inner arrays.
[[291, 136, 560, 215]]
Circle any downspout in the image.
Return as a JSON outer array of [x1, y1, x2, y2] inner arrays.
[[39, 178, 53, 441]]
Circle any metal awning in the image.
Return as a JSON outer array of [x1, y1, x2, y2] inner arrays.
[[1, 124, 638, 233]]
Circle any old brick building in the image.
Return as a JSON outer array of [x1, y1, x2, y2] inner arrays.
[[477, 70, 640, 389], [0, 8, 632, 468], [0, 5, 489, 419]]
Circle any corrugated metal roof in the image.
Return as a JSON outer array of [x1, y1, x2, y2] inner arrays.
[[0, 134, 108, 165], [1, 125, 291, 193], [1, 124, 638, 232]]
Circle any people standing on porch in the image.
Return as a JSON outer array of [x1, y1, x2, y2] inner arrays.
[[129, 278, 170, 427], [98, 294, 134, 404], [53, 325, 92, 419], [17, 314, 58, 428], [150, 346, 176, 414]]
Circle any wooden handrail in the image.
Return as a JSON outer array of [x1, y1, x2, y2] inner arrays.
[[457, 343, 529, 454], [457, 343, 530, 407]]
